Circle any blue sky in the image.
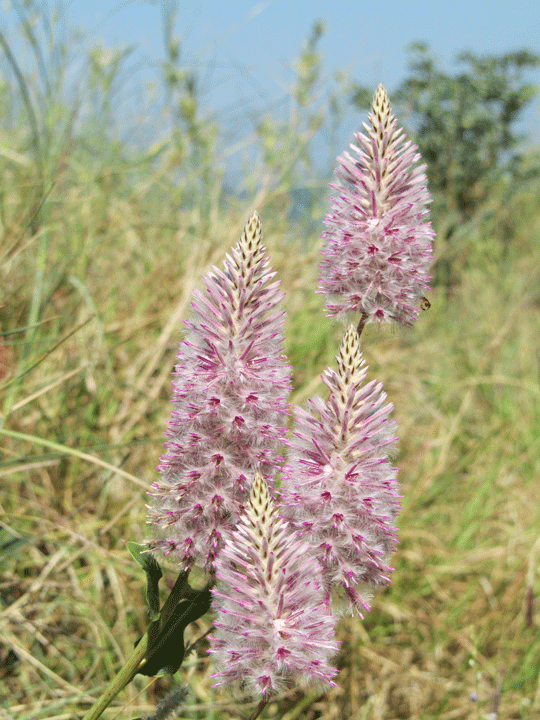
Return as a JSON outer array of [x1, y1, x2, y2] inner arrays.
[[63, 1, 540, 119], [4, 1, 540, 177]]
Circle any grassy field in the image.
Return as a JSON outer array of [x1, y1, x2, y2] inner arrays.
[[1, 11, 540, 720]]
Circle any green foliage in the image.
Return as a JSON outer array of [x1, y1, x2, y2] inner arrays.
[[351, 42, 540, 221], [398, 43, 539, 218], [128, 555, 212, 679], [350, 43, 540, 292], [158, 2, 219, 206], [128, 542, 163, 621]]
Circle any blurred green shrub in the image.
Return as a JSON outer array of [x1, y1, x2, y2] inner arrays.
[[351, 42, 540, 221], [350, 43, 540, 291]]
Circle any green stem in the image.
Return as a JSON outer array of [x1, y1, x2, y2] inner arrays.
[[248, 699, 268, 720], [80, 630, 149, 720]]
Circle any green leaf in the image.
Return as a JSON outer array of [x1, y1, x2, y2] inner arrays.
[[127, 542, 162, 620], [137, 587, 212, 677]]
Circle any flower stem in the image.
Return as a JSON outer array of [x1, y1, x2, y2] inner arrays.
[[248, 699, 268, 720], [356, 310, 369, 337], [80, 630, 149, 720]]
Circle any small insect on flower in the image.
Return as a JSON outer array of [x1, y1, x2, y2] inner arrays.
[[420, 296, 431, 311]]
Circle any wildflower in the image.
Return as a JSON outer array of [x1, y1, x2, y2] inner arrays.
[[319, 84, 434, 328], [280, 325, 400, 614], [210, 472, 338, 698], [147, 212, 291, 572]]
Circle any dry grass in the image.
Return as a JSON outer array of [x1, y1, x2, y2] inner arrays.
[[2, 177, 540, 720], [1, 12, 540, 717]]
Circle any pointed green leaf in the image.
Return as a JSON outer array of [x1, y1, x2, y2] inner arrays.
[[137, 587, 212, 677], [127, 541, 162, 620]]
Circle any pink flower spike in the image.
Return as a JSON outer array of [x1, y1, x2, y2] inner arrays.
[[280, 325, 400, 615], [319, 84, 434, 327], [147, 212, 291, 573], [210, 472, 339, 699]]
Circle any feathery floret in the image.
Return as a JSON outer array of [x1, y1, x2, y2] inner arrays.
[[210, 472, 338, 698], [319, 84, 434, 327], [147, 212, 291, 572], [280, 325, 400, 614]]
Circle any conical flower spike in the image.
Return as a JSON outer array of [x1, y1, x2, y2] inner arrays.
[[210, 472, 338, 698], [281, 325, 400, 614], [147, 213, 291, 572], [319, 84, 434, 328]]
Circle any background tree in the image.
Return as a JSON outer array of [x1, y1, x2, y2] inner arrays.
[[351, 43, 540, 220], [350, 43, 540, 290]]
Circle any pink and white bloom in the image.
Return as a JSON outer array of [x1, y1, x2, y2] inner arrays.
[[280, 325, 400, 615], [319, 84, 434, 328], [210, 472, 338, 698], [147, 212, 291, 572]]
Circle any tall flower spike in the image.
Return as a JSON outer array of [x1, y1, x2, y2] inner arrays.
[[280, 325, 400, 615], [210, 472, 339, 699], [319, 84, 434, 328], [147, 212, 291, 573]]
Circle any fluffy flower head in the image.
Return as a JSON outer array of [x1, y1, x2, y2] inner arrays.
[[147, 212, 291, 572], [280, 325, 400, 614], [210, 472, 338, 698], [319, 84, 434, 327]]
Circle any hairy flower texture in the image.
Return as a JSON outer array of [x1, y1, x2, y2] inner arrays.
[[319, 84, 434, 327], [210, 472, 338, 698], [147, 212, 291, 573], [280, 325, 400, 614]]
